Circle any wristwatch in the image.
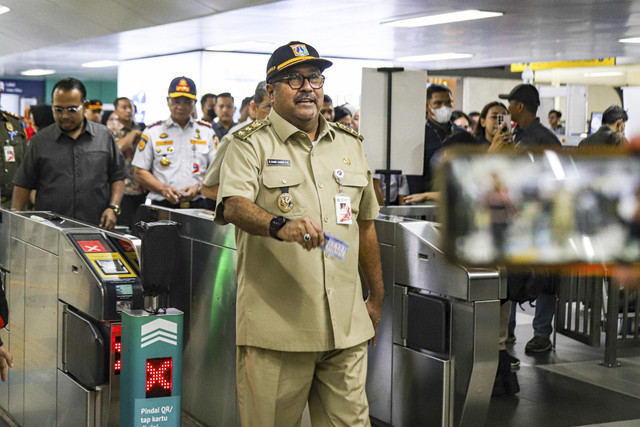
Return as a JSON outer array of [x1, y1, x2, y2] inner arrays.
[[269, 216, 287, 240], [108, 204, 121, 215]]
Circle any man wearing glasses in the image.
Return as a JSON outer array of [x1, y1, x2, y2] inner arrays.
[[132, 76, 216, 209], [216, 41, 384, 426], [12, 77, 125, 229]]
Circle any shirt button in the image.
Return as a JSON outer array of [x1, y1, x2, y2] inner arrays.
[[318, 183, 323, 188], [323, 216, 328, 222], [325, 252, 330, 258], [282, 178, 287, 184]]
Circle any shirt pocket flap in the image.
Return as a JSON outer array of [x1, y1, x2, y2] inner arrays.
[[262, 169, 306, 189], [341, 172, 368, 188]]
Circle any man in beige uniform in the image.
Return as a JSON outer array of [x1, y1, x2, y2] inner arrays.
[[215, 41, 384, 426]]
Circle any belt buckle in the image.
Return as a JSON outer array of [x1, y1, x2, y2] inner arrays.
[[179, 201, 190, 209]]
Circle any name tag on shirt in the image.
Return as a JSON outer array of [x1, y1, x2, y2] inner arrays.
[[267, 159, 291, 166], [335, 195, 352, 224], [190, 139, 206, 145], [3, 146, 15, 162]]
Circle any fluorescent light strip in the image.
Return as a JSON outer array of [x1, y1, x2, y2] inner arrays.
[[383, 10, 503, 28], [82, 60, 119, 68], [20, 69, 55, 76], [397, 53, 473, 62], [205, 41, 276, 52], [583, 71, 624, 77], [619, 37, 640, 43], [0, 6, 10, 15]]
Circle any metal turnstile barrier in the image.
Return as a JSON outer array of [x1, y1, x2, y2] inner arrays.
[[556, 267, 640, 367], [0, 209, 144, 426], [370, 206, 504, 427]]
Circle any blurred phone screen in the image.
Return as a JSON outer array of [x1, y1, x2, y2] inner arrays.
[[441, 149, 640, 267]]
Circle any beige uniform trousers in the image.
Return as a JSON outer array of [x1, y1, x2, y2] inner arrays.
[[237, 341, 370, 427]]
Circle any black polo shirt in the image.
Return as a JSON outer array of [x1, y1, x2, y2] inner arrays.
[[514, 118, 561, 149], [13, 120, 126, 225]]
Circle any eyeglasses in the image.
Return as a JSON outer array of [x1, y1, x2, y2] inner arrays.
[[271, 73, 325, 89], [52, 104, 83, 115], [169, 98, 196, 106]]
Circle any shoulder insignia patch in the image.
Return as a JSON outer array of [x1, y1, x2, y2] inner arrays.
[[233, 119, 270, 141], [147, 120, 163, 129], [196, 120, 212, 128], [138, 139, 146, 151], [2, 110, 20, 120], [332, 122, 364, 141], [140, 133, 149, 143]]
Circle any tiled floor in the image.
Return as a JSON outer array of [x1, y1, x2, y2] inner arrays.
[[486, 306, 640, 427]]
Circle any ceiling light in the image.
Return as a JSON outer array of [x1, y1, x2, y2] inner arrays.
[[0, 5, 10, 15], [396, 53, 473, 62], [205, 41, 276, 52], [583, 71, 624, 77], [82, 60, 119, 68], [619, 37, 640, 43], [382, 10, 503, 28], [20, 69, 55, 76]]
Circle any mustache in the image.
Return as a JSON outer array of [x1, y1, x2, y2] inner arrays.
[[294, 94, 318, 105]]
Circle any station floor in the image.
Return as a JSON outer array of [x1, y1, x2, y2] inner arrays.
[[485, 305, 640, 427]]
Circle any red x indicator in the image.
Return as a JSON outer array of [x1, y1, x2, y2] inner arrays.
[[146, 357, 173, 398]]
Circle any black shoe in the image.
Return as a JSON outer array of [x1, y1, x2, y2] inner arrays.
[[525, 336, 552, 353], [503, 369, 520, 395], [505, 352, 520, 369]]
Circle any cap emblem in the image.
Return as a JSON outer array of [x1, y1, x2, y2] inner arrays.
[[176, 79, 190, 93], [290, 44, 309, 57]]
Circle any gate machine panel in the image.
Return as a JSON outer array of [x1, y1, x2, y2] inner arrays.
[[0, 209, 143, 426]]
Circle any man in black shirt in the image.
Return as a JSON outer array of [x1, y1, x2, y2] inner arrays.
[[407, 83, 465, 194], [499, 84, 561, 149], [12, 77, 125, 229]]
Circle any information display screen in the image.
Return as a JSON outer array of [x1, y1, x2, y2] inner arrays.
[[146, 357, 173, 398]]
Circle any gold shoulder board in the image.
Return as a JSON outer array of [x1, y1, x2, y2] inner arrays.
[[233, 119, 270, 141], [332, 122, 364, 141]]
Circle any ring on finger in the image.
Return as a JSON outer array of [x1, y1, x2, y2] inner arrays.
[[303, 233, 311, 242]]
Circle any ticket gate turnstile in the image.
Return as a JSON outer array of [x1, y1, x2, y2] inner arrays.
[[369, 207, 504, 427], [0, 210, 143, 426]]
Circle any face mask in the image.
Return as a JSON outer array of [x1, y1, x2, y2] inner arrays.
[[432, 106, 453, 124]]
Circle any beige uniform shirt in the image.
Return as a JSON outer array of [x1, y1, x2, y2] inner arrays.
[[216, 109, 379, 352]]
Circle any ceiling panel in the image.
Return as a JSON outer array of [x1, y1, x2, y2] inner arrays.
[[1, 0, 640, 82]]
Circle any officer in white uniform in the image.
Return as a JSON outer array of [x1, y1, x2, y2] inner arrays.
[[132, 76, 216, 209]]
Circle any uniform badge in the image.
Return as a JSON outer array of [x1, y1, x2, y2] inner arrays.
[[343, 157, 351, 165], [159, 133, 168, 139], [160, 156, 170, 168], [278, 193, 294, 213], [290, 44, 309, 57], [5, 122, 13, 132], [156, 148, 161, 153], [168, 146, 174, 152], [138, 140, 146, 151], [193, 163, 199, 173], [213, 135, 219, 150]]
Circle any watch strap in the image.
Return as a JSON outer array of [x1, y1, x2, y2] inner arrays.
[[269, 216, 287, 240]]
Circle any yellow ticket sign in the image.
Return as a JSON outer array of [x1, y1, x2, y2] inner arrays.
[[86, 252, 137, 279], [511, 58, 615, 72]]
